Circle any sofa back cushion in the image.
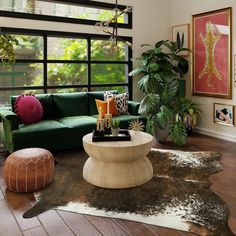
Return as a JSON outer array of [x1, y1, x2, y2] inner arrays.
[[88, 90, 118, 115], [10, 94, 54, 120], [87, 91, 104, 115], [14, 95, 43, 124], [36, 94, 54, 119], [53, 92, 88, 118]]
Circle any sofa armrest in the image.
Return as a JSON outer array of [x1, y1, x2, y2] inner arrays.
[[128, 101, 140, 115], [0, 109, 19, 130]]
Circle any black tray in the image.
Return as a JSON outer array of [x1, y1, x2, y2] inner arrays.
[[92, 129, 131, 142]]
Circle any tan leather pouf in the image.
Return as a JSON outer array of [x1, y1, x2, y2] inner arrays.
[[4, 148, 54, 193]]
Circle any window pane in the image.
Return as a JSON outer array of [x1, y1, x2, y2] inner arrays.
[[0, 89, 44, 108], [91, 40, 127, 61], [0, 1, 126, 22], [47, 64, 87, 86], [48, 38, 87, 60], [91, 64, 126, 84], [0, 63, 43, 87], [14, 35, 43, 60], [47, 88, 87, 94], [91, 86, 127, 94]]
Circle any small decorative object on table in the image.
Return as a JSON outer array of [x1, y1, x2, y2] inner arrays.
[[93, 116, 130, 142], [104, 97, 112, 134], [96, 107, 103, 129], [95, 102, 113, 136], [92, 129, 131, 142], [95, 106, 105, 136], [111, 118, 120, 136], [129, 119, 144, 134]]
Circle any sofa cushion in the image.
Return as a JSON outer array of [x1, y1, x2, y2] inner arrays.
[[53, 92, 88, 118], [87, 91, 105, 116], [88, 90, 118, 115], [36, 94, 54, 119], [57, 116, 97, 148], [12, 120, 69, 151], [104, 90, 118, 100], [14, 95, 43, 125], [57, 116, 97, 129], [115, 92, 129, 115], [95, 97, 118, 117], [128, 101, 140, 115], [10, 94, 54, 120]]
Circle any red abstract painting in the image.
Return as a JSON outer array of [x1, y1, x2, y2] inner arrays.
[[192, 8, 232, 99]]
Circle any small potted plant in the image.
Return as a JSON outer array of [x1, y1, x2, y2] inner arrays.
[[111, 118, 120, 136], [180, 98, 201, 135]]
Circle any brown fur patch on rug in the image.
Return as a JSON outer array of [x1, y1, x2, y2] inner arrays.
[[23, 148, 233, 236]]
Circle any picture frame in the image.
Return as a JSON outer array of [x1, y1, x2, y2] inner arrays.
[[192, 7, 232, 99], [172, 23, 190, 56], [213, 103, 234, 126], [234, 54, 236, 87]]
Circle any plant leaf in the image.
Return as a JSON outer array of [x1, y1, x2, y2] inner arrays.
[[155, 105, 173, 129], [138, 93, 160, 116], [169, 121, 187, 146], [129, 67, 143, 76], [138, 74, 149, 91], [141, 44, 153, 48], [155, 40, 168, 48]]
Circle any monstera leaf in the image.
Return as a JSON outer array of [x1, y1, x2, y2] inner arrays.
[[139, 93, 160, 116], [155, 105, 173, 129], [169, 121, 187, 146]]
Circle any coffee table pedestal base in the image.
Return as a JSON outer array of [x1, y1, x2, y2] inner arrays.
[[83, 156, 153, 189]]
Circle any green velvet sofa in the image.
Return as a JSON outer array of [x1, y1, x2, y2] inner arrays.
[[0, 91, 146, 153]]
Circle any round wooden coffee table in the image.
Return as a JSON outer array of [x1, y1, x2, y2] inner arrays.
[[82, 131, 153, 189]]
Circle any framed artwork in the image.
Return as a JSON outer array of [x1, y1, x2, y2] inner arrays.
[[192, 7, 232, 99], [214, 103, 234, 126], [172, 23, 190, 56], [234, 54, 236, 87]]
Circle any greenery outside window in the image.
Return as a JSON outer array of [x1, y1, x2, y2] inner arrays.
[[0, 0, 132, 28], [0, 28, 132, 108]]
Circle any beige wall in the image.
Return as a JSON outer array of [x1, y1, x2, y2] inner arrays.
[[170, 0, 236, 142], [130, 0, 171, 100]]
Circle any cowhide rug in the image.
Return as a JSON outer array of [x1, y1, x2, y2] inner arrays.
[[23, 148, 233, 236]]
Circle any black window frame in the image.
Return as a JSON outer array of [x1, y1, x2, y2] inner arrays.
[[0, 27, 133, 99], [0, 0, 132, 29]]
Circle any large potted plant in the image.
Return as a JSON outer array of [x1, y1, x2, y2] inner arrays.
[[129, 40, 198, 146]]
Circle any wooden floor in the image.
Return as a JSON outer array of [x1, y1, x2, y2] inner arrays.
[[0, 133, 236, 236]]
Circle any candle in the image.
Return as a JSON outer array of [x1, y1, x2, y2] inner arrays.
[[105, 113, 112, 128], [99, 106, 102, 119], [96, 118, 104, 131], [107, 99, 110, 114], [101, 118, 104, 130]]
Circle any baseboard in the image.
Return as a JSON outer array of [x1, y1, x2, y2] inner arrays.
[[195, 127, 236, 143]]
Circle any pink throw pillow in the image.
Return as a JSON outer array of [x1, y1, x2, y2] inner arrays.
[[14, 95, 43, 125]]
